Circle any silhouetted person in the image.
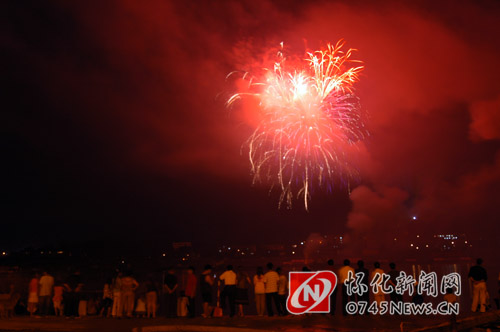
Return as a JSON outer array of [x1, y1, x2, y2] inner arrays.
[[468, 258, 487, 313], [338, 259, 354, 316], [200, 265, 214, 318], [28, 273, 39, 316], [185, 267, 197, 318], [64, 271, 82, 317], [235, 267, 251, 316], [39, 271, 54, 315], [164, 267, 178, 318], [355, 260, 369, 309], [111, 272, 122, 317], [264, 262, 282, 316], [253, 267, 266, 316], [276, 267, 288, 315], [119, 272, 138, 318], [444, 287, 458, 331], [53, 280, 63, 316], [371, 262, 385, 309], [145, 277, 158, 318], [388, 262, 403, 304], [219, 265, 237, 317], [327, 259, 338, 315], [101, 278, 113, 317]]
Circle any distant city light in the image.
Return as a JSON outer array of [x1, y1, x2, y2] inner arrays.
[[436, 234, 458, 240]]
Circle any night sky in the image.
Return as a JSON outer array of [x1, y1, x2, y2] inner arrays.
[[2, 0, 500, 251]]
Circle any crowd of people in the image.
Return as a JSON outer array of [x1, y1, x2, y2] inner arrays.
[[20, 263, 290, 319], [10, 258, 500, 319]]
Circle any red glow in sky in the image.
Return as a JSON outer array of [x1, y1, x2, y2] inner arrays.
[[2, 0, 500, 248]]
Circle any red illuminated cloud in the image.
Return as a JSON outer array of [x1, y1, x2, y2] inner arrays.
[[347, 185, 409, 233], [469, 95, 500, 141]]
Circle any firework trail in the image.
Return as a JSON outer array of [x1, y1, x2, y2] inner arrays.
[[227, 40, 367, 210]]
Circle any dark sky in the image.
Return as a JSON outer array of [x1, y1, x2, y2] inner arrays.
[[2, 0, 500, 251]]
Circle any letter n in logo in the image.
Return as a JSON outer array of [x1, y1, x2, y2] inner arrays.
[[287, 271, 337, 314]]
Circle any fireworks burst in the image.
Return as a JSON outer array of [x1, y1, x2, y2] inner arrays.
[[227, 40, 367, 210]]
